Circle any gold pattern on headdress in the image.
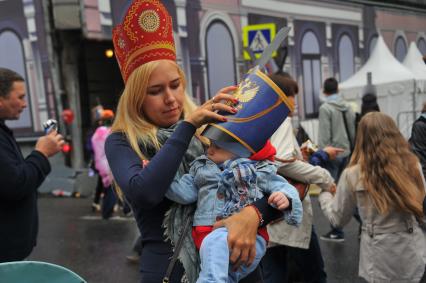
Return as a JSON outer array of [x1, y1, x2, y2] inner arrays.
[[227, 99, 282, 123], [123, 0, 170, 41], [123, 41, 175, 73], [139, 10, 160, 32], [118, 38, 126, 49], [234, 77, 259, 103]]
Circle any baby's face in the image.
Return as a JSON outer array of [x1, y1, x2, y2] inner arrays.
[[207, 143, 235, 164]]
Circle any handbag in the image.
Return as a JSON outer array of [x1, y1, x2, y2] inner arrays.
[[285, 177, 310, 201], [274, 156, 310, 201]]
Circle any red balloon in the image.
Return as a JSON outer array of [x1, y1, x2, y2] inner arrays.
[[62, 143, 72, 153], [62, 109, 74, 125]]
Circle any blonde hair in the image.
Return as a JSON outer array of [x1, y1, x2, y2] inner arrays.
[[349, 112, 425, 218], [111, 60, 201, 198]]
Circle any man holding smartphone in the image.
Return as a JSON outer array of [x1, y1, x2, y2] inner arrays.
[[0, 68, 64, 262]]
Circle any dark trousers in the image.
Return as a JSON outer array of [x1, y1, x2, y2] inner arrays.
[[93, 174, 103, 204], [101, 186, 117, 219], [139, 241, 185, 283], [260, 227, 327, 283]]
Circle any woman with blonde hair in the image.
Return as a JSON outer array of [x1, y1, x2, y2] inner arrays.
[[105, 1, 282, 282], [319, 111, 426, 282]]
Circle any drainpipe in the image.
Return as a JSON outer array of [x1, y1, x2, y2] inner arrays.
[[42, 0, 64, 125], [174, 0, 193, 97]]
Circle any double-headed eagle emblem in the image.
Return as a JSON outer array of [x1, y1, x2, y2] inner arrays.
[[233, 77, 259, 103]]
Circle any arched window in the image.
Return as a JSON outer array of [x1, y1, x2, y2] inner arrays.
[[206, 21, 236, 97], [0, 30, 32, 129], [394, 36, 407, 62], [417, 38, 426, 56], [368, 35, 378, 58], [338, 34, 354, 81], [301, 31, 321, 118]]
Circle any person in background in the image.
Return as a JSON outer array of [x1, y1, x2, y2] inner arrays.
[[261, 72, 335, 283], [355, 93, 380, 131], [410, 101, 426, 177], [318, 77, 356, 242], [319, 112, 426, 282], [91, 109, 115, 219], [86, 105, 104, 212], [166, 139, 302, 282], [0, 67, 64, 262], [105, 1, 282, 282], [410, 102, 426, 220], [318, 77, 356, 181]]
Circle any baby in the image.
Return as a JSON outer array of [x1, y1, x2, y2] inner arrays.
[[166, 139, 303, 283]]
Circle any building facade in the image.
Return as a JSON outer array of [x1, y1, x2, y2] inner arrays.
[[1, 0, 425, 168]]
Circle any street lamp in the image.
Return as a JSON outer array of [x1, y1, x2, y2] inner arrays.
[[105, 49, 114, 58]]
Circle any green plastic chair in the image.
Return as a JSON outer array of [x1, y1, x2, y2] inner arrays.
[[0, 261, 86, 283]]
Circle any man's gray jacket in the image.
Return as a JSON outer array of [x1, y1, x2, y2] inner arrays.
[[318, 94, 356, 157]]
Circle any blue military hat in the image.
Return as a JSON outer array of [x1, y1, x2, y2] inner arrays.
[[203, 67, 294, 155]]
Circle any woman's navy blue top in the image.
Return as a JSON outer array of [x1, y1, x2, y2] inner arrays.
[[105, 122, 198, 250]]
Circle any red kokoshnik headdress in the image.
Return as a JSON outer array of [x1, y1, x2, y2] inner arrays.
[[112, 0, 176, 83]]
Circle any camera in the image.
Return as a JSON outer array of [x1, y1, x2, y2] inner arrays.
[[42, 119, 58, 134]]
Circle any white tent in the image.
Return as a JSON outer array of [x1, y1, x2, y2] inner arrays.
[[339, 36, 417, 137], [403, 42, 426, 95]]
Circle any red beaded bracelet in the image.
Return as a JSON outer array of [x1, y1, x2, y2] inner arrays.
[[247, 204, 264, 227]]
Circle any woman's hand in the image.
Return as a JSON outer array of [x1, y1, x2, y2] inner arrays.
[[185, 86, 239, 128], [323, 146, 344, 160], [212, 205, 259, 270]]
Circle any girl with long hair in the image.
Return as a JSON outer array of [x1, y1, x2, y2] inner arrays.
[[319, 112, 426, 282]]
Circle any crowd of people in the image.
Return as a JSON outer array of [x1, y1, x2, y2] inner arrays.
[[1, 0, 426, 282]]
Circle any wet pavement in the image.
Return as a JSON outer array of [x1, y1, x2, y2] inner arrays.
[[29, 196, 140, 283], [28, 194, 366, 283], [312, 198, 366, 283]]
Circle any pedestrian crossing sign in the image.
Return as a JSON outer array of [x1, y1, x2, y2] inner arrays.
[[243, 23, 276, 60]]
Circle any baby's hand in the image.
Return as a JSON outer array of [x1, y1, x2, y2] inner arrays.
[[268, 192, 290, 211]]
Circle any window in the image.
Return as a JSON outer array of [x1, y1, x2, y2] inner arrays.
[[301, 31, 321, 118], [394, 36, 407, 62], [418, 38, 426, 56], [0, 30, 32, 129], [206, 21, 236, 98], [338, 34, 354, 81]]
